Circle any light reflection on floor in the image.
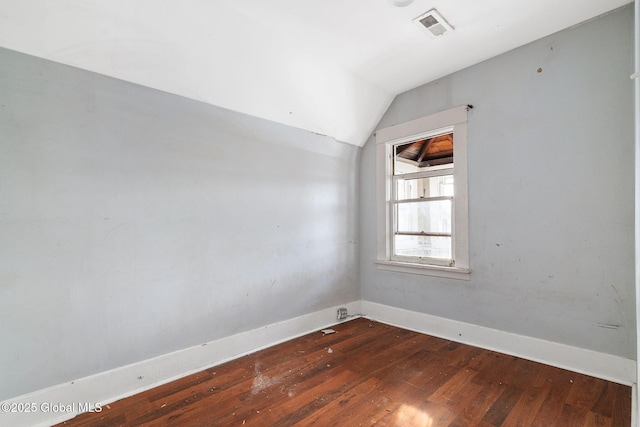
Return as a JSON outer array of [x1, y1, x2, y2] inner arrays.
[[395, 404, 433, 426]]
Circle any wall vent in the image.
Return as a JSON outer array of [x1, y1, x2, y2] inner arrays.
[[413, 9, 453, 38]]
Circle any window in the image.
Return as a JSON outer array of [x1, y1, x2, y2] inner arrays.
[[393, 134, 454, 264], [375, 105, 470, 280]]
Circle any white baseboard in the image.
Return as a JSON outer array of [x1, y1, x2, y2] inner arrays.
[[2, 299, 634, 427], [0, 301, 362, 427], [361, 300, 636, 386]]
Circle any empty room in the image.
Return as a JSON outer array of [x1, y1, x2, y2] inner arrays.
[[0, 0, 637, 426]]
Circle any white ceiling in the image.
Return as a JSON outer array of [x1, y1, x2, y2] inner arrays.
[[0, 0, 631, 146]]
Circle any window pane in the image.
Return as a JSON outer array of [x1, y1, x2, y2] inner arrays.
[[396, 200, 451, 234], [394, 235, 452, 259], [394, 132, 453, 175], [395, 175, 454, 200]]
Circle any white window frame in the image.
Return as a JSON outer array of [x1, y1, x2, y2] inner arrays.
[[375, 105, 470, 280]]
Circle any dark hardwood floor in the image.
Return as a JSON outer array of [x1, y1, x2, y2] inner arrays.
[[56, 318, 631, 426]]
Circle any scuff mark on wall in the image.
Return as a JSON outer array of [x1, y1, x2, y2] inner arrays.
[[593, 322, 621, 330], [102, 222, 129, 243], [609, 284, 630, 329]]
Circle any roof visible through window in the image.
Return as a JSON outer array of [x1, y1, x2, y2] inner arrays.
[[394, 132, 453, 172]]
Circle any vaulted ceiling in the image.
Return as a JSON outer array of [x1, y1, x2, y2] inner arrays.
[[0, 0, 631, 146]]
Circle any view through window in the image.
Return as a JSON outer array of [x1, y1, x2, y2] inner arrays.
[[392, 132, 454, 264]]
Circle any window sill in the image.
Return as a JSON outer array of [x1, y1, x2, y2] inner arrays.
[[375, 260, 470, 280]]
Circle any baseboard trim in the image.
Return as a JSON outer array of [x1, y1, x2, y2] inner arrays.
[[0, 301, 362, 427], [2, 299, 634, 426], [361, 300, 636, 386]]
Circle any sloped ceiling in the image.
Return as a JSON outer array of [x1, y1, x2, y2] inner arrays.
[[0, 0, 631, 146]]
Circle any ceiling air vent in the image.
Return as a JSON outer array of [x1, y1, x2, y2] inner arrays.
[[413, 9, 453, 38]]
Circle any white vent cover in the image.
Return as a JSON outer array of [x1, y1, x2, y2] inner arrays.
[[413, 9, 454, 38]]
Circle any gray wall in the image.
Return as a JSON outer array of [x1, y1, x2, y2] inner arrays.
[[360, 5, 635, 359], [0, 48, 360, 400]]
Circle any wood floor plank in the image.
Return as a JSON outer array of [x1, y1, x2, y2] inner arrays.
[[56, 318, 631, 427], [500, 383, 551, 427], [472, 352, 519, 388], [448, 383, 504, 427], [590, 382, 617, 419], [530, 367, 576, 426], [481, 385, 524, 426], [264, 368, 358, 426], [429, 362, 480, 404], [566, 375, 607, 413], [612, 383, 633, 427], [557, 402, 588, 426], [582, 411, 612, 427], [295, 377, 384, 426]]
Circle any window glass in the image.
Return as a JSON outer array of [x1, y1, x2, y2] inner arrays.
[[395, 200, 452, 234], [394, 235, 452, 259], [395, 176, 454, 200], [393, 132, 453, 175]]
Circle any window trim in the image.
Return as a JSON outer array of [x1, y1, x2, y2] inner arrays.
[[375, 105, 470, 280]]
